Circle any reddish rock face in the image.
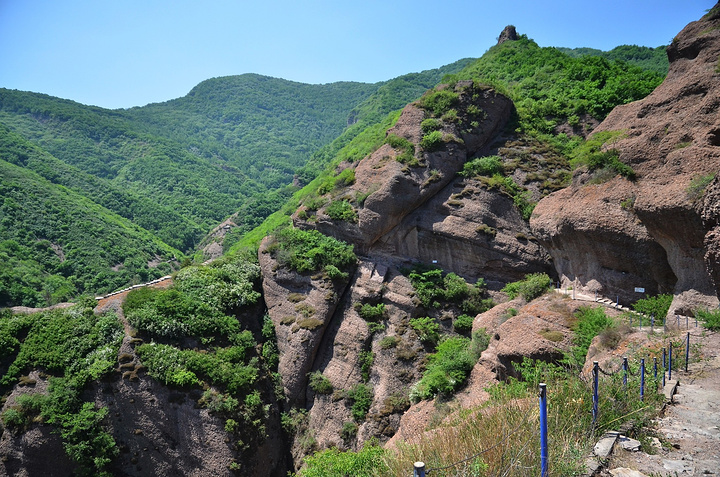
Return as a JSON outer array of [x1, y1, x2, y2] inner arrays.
[[531, 7, 720, 314]]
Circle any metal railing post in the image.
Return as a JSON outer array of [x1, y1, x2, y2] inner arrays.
[[623, 357, 628, 390], [685, 332, 690, 373], [413, 462, 426, 477], [592, 362, 599, 425], [539, 383, 548, 477], [640, 358, 645, 401]]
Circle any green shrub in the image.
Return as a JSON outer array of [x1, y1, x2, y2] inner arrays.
[[385, 134, 414, 154], [460, 156, 504, 177], [421, 118, 442, 134], [333, 168, 356, 189], [502, 273, 552, 301], [570, 306, 615, 364], [358, 351, 374, 382], [632, 294, 672, 321], [469, 329, 491, 360], [346, 383, 373, 422], [1, 408, 25, 431], [453, 314, 474, 334], [308, 371, 333, 394], [379, 336, 399, 349], [298, 441, 388, 477], [695, 308, 720, 331], [419, 89, 460, 117], [410, 336, 478, 401], [420, 130, 444, 151], [272, 227, 356, 273], [324, 265, 349, 281], [326, 200, 358, 223], [340, 421, 358, 442], [357, 303, 386, 321], [569, 131, 635, 180], [409, 317, 440, 345]]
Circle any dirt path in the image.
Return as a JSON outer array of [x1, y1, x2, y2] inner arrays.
[[602, 328, 720, 476]]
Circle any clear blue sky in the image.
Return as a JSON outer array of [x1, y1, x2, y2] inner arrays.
[[0, 0, 715, 109]]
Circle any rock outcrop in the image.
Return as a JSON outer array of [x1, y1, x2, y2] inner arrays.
[[531, 8, 720, 315], [258, 236, 353, 406]]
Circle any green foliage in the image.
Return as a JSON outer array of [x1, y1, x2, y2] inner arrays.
[[136, 343, 258, 393], [298, 441, 388, 477], [384, 134, 414, 154], [570, 306, 615, 364], [358, 351, 374, 382], [695, 308, 720, 331], [0, 155, 181, 307], [405, 265, 494, 315], [687, 173, 715, 202], [0, 303, 122, 475], [340, 421, 358, 442], [410, 334, 485, 401], [271, 227, 356, 273], [418, 89, 460, 117], [420, 117, 442, 134], [124, 287, 241, 340], [502, 273, 552, 301], [409, 317, 440, 345], [346, 383, 373, 422], [632, 294, 673, 321], [453, 314, 474, 334], [569, 131, 635, 179], [460, 155, 504, 177], [325, 200, 358, 222], [356, 303, 386, 321], [557, 44, 669, 75], [308, 371, 333, 395], [420, 130, 444, 151], [456, 37, 663, 133]]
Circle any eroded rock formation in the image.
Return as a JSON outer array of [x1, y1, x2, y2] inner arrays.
[[531, 8, 720, 315]]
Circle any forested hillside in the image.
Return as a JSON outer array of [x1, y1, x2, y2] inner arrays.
[[558, 44, 669, 74], [0, 61, 471, 307]]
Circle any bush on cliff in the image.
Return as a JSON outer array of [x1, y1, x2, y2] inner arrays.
[[270, 227, 357, 274], [502, 273, 552, 301]]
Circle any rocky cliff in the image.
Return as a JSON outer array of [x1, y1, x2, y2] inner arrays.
[[531, 7, 720, 315]]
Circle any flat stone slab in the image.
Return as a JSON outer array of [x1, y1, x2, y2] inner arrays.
[[618, 435, 642, 452], [594, 431, 620, 457]]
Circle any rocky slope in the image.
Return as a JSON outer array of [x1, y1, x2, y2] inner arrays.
[[531, 7, 720, 315]]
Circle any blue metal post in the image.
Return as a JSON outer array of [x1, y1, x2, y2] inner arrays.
[[623, 357, 628, 390], [654, 357, 658, 384], [663, 314, 666, 331], [592, 362, 599, 425], [685, 332, 690, 373], [669, 343, 673, 381], [640, 358, 645, 401], [539, 383, 548, 477], [413, 462, 426, 477]]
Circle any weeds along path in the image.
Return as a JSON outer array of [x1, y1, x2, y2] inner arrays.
[[602, 328, 720, 476]]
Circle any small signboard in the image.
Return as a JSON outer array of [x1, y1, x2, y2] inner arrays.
[[634, 287, 645, 293]]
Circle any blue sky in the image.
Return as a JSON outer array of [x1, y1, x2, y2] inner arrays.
[[0, 0, 715, 109]]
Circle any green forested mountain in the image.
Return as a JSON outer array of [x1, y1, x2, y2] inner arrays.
[[0, 153, 180, 306], [0, 61, 472, 306], [557, 44, 669, 75], [454, 36, 664, 133]]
